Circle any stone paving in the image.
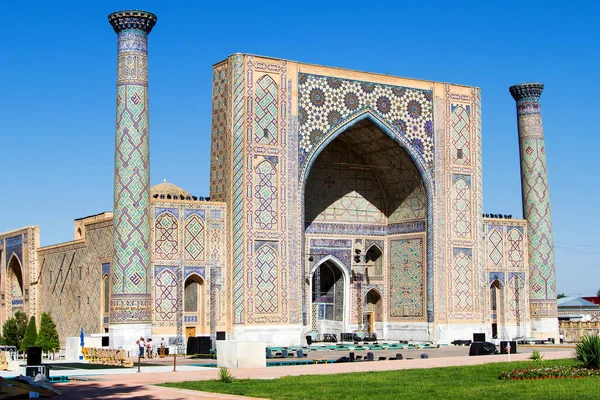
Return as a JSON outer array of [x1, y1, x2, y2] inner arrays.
[[0, 345, 573, 399]]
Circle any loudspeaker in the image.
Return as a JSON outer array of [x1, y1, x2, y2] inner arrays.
[[186, 336, 200, 355], [216, 331, 226, 341], [473, 333, 486, 342], [198, 336, 212, 355], [101, 336, 109, 347], [500, 341, 517, 354], [306, 335, 313, 346], [27, 346, 42, 366]]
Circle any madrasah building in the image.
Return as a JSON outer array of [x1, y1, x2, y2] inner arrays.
[[0, 10, 559, 352]]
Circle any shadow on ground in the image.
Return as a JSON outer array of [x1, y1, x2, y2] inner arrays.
[[55, 382, 187, 400]]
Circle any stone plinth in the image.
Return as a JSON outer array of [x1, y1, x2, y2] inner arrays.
[[217, 341, 266, 368]]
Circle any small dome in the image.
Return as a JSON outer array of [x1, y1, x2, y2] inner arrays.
[[150, 180, 192, 200]]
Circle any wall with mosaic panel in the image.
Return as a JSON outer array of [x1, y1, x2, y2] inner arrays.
[[241, 57, 293, 326], [483, 219, 530, 329], [442, 85, 484, 323], [210, 60, 232, 202], [0, 227, 39, 325], [150, 200, 228, 333], [37, 218, 112, 346], [209, 55, 299, 328]]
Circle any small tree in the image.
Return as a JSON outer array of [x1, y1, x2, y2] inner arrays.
[[36, 313, 60, 352], [2, 311, 28, 349], [596, 288, 600, 297], [20, 316, 38, 351], [557, 293, 566, 299]]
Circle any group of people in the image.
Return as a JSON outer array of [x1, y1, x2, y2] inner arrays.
[[136, 337, 166, 358]]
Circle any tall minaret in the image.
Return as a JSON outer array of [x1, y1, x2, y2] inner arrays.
[[509, 83, 558, 339], [108, 10, 157, 351]]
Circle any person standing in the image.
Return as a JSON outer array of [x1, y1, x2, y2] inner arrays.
[[137, 337, 145, 358], [146, 338, 153, 359], [559, 333, 564, 344], [160, 337, 166, 357]]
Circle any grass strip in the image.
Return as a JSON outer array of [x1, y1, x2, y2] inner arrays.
[[161, 358, 600, 400]]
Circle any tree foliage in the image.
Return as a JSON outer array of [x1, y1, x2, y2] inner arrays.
[[36, 312, 60, 351], [1, 311, 28, 349], [557, 293, 566, 299], [20, 316, 38, 351]]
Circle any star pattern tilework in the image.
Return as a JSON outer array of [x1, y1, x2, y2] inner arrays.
[[297, 74, 434, 178]]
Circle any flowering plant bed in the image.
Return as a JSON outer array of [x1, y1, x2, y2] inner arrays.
[[498, 366, 600, 380]]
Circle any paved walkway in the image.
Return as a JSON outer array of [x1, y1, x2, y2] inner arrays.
[[51, 349, 573, 399]]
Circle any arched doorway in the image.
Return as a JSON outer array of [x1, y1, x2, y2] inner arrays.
[[490, 279, 503, 339], [184, 275, 205, 337], [310, 258, 348, 334], [303, 115, 431, 336], [6, 255, 24, 316], [364, 289, 383, 335]]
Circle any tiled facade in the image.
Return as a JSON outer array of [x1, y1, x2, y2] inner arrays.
[[0, 47, 557, 345]]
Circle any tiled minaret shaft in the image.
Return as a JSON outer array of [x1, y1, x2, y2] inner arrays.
[[510, 83, 558, 336], [108, 10, 156, 349]]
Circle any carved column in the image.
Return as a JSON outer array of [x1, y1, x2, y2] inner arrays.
[[509, 83, 558, 339], [108, 10, 157, 351]]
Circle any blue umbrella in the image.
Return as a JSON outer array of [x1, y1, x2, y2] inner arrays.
[[80, 328, 85, 347]]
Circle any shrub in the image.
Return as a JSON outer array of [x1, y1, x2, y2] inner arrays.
[[218, 367, 234, 383], [499, 366, 600, 380], [20, 316, 38, 352], [2, 311, 28, 349], [529, 350, 544, 362], [36, 313, 60, 352], [575, 333, 600, 369]]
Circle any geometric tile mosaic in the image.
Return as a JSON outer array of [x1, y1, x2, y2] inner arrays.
[[254, 75, 278, 145], [254, 243, 278, 314], [155, 212, 178, 260], [253, 160, 278, 230], [184, 214, 205, 261], [451, 248, 473, 312], [389, 238, 424, 319]]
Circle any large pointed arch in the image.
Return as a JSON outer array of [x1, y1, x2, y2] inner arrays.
[[301, 111, 435, 321], [6, 254, 24, 315]]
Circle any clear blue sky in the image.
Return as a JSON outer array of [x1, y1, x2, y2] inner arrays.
[[1, 1, 598, 296]]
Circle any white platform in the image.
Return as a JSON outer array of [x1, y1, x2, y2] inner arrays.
[[232, 324, 303, 347], [217, 341, 266, 368]]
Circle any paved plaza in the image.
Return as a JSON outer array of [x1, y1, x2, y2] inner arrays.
[[18, 345, 570, 399]]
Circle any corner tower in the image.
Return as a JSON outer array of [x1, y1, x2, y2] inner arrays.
[[108, 10, 157, 350], [509, 83, 558, 339]]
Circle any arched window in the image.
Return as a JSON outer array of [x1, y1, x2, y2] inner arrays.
[[490, 280, 502, 312], [184, 276, 204, 312], [365, 245, 383, 277], [103, 276, 110, 314]]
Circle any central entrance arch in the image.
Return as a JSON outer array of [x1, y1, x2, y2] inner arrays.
[[302, 112, 434, 338]]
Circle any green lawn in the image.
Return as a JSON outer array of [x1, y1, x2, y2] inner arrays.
[[161, 359, 600, 399]]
